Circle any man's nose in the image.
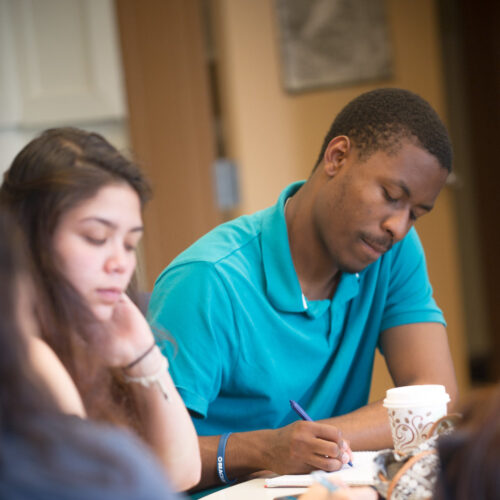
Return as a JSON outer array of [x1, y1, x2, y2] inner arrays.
[[382, 210, 411, 242]]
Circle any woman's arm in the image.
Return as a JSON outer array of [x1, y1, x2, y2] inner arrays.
[[124, 346, 201, 491], [98, 293, 201, 492]]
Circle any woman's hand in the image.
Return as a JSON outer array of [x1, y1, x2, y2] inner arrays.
[[93, 293, 155, 367], [88, 293, 203, 490]]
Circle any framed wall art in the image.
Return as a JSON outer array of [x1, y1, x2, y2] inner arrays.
[[273, 0, 393, 93]]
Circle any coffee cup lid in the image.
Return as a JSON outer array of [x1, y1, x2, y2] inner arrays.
[[383, 384, 450, 408]]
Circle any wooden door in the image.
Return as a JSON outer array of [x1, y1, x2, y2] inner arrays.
[[115, 0, 220, 288]]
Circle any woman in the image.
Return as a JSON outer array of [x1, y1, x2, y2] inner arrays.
[[0, 128, 200, 491], [0, 209, 182, 499]]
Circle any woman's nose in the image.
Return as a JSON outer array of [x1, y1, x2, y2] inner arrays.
[[104, 247, 127, 274]]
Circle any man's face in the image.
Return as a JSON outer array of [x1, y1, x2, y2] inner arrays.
[[312, 140, 448, 274]]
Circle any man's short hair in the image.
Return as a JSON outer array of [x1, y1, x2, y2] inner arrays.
[[313, 88, 452, 172]]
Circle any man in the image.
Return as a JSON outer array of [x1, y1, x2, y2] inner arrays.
[[148, 88, 458, 492]]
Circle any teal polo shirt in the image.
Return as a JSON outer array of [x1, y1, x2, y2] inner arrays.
[[148, 181, 445, 435]]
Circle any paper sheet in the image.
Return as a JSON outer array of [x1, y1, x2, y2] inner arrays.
[[264, 451, 378, 487]]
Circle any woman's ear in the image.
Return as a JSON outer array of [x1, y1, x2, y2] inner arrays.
[[323, 136, 351, 177]]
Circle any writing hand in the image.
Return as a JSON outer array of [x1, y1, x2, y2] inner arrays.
[[264, 420, 351, 474]]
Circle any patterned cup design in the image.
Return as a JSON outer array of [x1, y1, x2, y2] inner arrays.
[[387, 406, 446, 454], [383, 385, 450, 454]]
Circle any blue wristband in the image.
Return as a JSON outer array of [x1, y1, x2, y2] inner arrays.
[[216, 432, 235, 485]]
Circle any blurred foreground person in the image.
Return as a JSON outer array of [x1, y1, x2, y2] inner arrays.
[[0, 210, 183, 500], [434, 386, 500, 500], [298, 386, 500, 500]]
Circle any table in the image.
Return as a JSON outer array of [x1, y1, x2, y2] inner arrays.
[[202, 478, 306, 499]]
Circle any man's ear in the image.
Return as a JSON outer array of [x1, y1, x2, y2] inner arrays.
[[323, 136, 351, 177]]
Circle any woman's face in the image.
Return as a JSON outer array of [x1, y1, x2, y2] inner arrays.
[[52, 183, 143, 322]]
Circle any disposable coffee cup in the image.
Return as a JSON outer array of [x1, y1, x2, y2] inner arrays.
[[383, 385, 450, 454]]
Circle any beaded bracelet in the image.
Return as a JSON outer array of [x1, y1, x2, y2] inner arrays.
[[122, 352, 170, 401]]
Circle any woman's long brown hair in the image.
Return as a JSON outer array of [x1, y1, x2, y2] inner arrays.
[[0, 127, 152, 429], [0, 210, 61, 432]]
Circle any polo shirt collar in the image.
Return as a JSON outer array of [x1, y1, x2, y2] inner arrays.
[[262, 182, 361, 316], [262, 181, 306, 313]]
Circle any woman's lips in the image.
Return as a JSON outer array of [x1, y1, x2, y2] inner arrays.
[[96, 288, 122, 304]]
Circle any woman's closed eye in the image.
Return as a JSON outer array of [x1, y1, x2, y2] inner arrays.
[[84, 235, 107, 246]]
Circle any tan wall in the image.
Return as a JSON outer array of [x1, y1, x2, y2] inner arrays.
[[212, 0, 470, 398]]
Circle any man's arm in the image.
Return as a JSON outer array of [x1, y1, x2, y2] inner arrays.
[[317, 229, 458, 450], [322, 322, 458, 450], [193, 322, 457, 490], [193, 422, 350, 491]]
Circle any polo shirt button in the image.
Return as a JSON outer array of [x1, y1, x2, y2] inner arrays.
[[355, 273, 360, 279]]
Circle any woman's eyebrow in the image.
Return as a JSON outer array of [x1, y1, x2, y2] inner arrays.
[[79, 217, 144, 232]]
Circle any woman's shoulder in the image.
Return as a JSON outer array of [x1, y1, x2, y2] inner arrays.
[[27, 336, 86, 417]]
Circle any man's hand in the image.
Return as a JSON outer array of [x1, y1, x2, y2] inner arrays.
[[263, 420, 352, 474], [196, 422, 354, 491]]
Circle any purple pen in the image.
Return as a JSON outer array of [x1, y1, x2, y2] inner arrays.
[[289, 399, 353, 467], [289, 399, 313, 421]]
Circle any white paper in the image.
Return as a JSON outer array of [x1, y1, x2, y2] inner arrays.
[[264, 451, 378, 487]]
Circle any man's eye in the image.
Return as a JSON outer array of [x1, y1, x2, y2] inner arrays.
[[382, 188, 398, 203]]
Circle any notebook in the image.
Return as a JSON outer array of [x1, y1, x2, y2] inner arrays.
[[264, 451, 378, 488]]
